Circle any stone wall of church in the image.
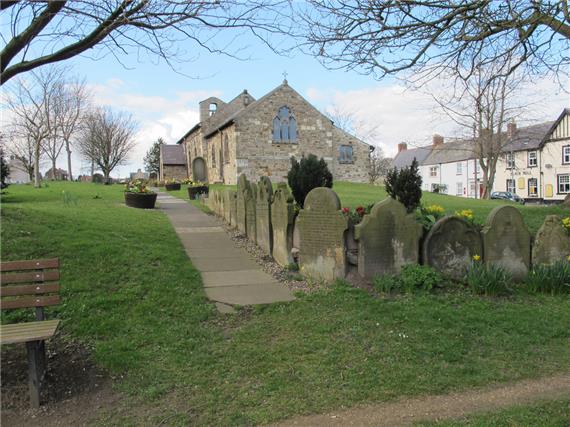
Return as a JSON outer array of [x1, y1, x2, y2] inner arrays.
[[233, 84, 369, 184]]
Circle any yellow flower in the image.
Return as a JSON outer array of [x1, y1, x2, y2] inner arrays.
[[425, 204, 445, 215], [473, 254, 481, 262], [567, 255, 570, 262]]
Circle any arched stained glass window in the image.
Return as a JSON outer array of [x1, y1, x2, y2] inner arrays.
[[272, 106, 297, 143]]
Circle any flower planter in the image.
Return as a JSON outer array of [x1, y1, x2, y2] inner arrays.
[[188, 185, 209, 199], [165, 183, 181, 191], [124, 192, 157, 209]]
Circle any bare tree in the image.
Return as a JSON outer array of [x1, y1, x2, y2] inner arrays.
[[57, 79, 90, 181], [434, 63, 526, 199], [299, 1, 570, 83], [369, 149, 393, 185], [8, 131, 37, 181], [326, 103, 379, 144], [1, 1, 293, 84], [79, 107, 138, 182], [7, 67, 63, 187]]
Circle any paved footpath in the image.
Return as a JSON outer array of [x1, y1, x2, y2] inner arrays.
[[156, 191, 294, 312]]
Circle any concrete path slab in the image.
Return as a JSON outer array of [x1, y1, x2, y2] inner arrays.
[[155, 190, 294, 311], [205, 283, 295, 305]]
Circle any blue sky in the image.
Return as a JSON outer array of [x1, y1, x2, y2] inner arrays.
[[3, 17, 569, 178]]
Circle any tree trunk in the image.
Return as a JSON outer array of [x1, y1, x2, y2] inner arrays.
[[52, 159, 57, 181], [34, 142, 41, 188], [90, 159, 95, 179], [66, 143, 73, 181]]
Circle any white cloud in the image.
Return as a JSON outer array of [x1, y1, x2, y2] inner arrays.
[[306, 75, 569, 158]]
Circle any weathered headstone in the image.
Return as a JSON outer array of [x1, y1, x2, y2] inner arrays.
[[271, 183, 295, 267], [423, 216, 483, 280], [532, 215, 570, 265], [256, 176, 274, 255], [246, 182, 257, 242], [354, 198, 422, 278], [236, 174, 249, 234], [562, 194, 570, 209], [229, 190, 238, 229], [222, 190, 235, 225], [297, 187, 348, 282], [482, 205, 531, 280]]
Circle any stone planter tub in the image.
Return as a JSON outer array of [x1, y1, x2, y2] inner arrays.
[[188, 185, 209, 199], [124, 192, 157, 209], [165, 183, 181, 191]]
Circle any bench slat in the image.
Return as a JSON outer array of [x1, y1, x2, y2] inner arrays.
[[0, 258, 59, 272], [1, 270, 60, 284], [0, 320, 60, 344], [0, 283, 60, 297], [0, 295, 60, 310]]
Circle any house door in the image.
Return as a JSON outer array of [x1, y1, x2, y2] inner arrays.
[[192, 157, 207, 182]]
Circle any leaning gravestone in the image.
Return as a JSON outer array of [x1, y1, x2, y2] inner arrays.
[[246, 183, 257, 242], [223, 190, 235, 225], [229, 190, 238, 229], [256, 176, 274, 256], [423, 216, 483, 280], [354, 198, 422, 279], [532, 215, 570, 265], [271, 183, 295, 267], [236, 174, 249, 234], [296, 187, 348, 282], [482, 205, 531, 281]]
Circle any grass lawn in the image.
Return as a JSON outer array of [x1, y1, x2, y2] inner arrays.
[[180, 181, 567, 234], [417, 398, 570, 426], [2, 182, 570, 425]]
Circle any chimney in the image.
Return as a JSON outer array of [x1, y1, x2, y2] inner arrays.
[[507, 119, 517, 138], [397, 143, 407, 153], [433, 134, 444, 147]]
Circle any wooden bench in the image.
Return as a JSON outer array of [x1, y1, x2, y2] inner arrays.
[[1, 258, 61, 408]]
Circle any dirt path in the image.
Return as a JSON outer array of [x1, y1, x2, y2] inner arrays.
[[271, 374, 570, 427]]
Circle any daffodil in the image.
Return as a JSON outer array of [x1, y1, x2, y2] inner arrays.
[[472, 254, 481, 262]]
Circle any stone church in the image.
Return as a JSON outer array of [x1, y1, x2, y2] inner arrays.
[[175, 80, 371, 184]]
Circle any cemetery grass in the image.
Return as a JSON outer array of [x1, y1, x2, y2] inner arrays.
[[2, 183, 570, 425], [416, 397, 570, 426], [194, 182, 565, 234]]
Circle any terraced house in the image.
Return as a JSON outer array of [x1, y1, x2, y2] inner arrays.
[[173, 80, 371, 185], [393, 109, 570, 203]]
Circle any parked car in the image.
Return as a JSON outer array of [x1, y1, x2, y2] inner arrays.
[[490, 191, 524, 204]]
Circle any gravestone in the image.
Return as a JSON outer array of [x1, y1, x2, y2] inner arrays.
[[354, 198, 422, 278], [482, 205, 531, 280], [296, 187, 348, 282], [532, 215, 570, 265], [562, 194, 570, 209], [256, 176, 274, 255], [271, 183, 295, 267], [236, 174, 249, 234], [246, 182, 257, 242], [423, 216, 483, 280], [229, 190, 238, 229], [222, 190, 233, 224]]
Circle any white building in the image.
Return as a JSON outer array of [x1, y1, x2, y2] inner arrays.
[[394, 109, 570, 203], [495, 109, 570, 203]]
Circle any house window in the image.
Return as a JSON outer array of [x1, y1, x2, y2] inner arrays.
[[456, 162, 463, 175], [429, 166, 438, 177], [272, 106, 297, 143], [558, 174, 570, 193], [456, 182, 463, 196], [528, 178, 538, 197], [224, 134, 230, 164], [506, 152, 515, 169], [563, 146, 570, 164], [339, 145, 353, 164], [528, 151, 537, 167], [506, 179, 516, 193]]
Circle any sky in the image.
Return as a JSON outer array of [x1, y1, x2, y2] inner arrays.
[[2, 10, 569, 179]]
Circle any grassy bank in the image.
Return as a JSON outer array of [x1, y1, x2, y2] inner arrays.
[[2, 182, 569, 425]]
